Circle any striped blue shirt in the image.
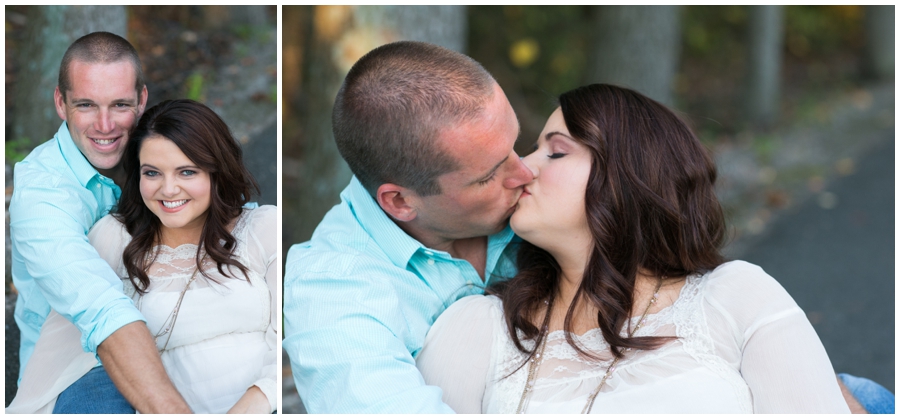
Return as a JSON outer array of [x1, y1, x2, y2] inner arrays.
[[10, 122, 145, 381], [283, 176, 518, 413]]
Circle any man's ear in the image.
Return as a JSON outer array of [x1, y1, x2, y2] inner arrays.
[[375, 183, 418, 222], [54, 87, 67, 121], [137, 84, 149, 116]]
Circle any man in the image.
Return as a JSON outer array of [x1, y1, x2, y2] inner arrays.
[[282, 41, 533, 413], [9, 32, 191, 413]]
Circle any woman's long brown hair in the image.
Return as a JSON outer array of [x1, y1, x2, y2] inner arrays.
[[116, 99, 260, 293], [490, 84, 726, 363]]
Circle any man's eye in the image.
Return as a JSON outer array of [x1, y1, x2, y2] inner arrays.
[[478, 173, 496, 186]]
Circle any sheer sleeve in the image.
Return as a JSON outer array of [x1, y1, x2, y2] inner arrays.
[[416, 295, 499, 413], [704, 261, 850, 413], [244, 205, 278, 411]]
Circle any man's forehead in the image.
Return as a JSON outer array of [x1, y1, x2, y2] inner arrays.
[[65, 60, 139, 98]]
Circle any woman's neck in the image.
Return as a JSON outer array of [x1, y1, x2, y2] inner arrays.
[[159, 224, 204, 248]]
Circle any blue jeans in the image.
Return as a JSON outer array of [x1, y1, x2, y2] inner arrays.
[[53, 366, 135, 414], [839, 373, 895, 414]]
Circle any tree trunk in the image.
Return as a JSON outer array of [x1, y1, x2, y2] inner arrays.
[[862, 5, 894, 80], [11, 6, 127, 149], [746, 5, 785, 129], [585, 6, 682, 106], [282, 5, 468, 251]]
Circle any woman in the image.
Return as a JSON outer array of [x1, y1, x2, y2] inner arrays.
[[9, 100, 276, 413], [416, 84, 849, 413]]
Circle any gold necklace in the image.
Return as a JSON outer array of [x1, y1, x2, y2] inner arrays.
[[140, 260, 203, 353], [515, 278, 663, 414]]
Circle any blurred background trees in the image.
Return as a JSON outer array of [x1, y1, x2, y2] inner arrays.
[[282, 4, 893, 252]]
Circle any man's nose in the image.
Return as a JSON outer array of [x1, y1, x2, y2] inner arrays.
[[95, 108, 114, 133], [502, 153, 535, 189]]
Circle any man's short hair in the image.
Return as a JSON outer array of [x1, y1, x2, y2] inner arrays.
[[58, 31, 145, 102], [333, 41, 496, 196]]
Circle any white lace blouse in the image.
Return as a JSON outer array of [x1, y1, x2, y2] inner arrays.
[[416, 260, 849, 413], [7, 205, 278, 414]]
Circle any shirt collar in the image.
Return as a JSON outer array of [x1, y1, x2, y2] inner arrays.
[[56, 122, 104, 188], [344, 176, 423, 268]]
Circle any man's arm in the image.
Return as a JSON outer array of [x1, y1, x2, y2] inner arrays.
[[98, 322, 191, 413], [282, 247, 454, 414], [10, 180, 188, 412]]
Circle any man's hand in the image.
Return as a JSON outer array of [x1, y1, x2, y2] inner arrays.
[[97, 321, 192, 413], [838, 376, 867, 414], [227, 386, 271, 414]]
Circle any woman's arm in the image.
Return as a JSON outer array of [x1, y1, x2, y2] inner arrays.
[[230, 206, 278, 413], [708, 261, 850, 413]]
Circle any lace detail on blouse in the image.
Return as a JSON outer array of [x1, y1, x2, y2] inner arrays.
[[483, 271, 751, 414]]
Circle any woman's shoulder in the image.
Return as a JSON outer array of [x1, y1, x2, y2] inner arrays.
[[700, 260, 801, 328], [240, 204, 276, 230], [87, 214, 130, 244], [429, 295, 503, 338], [702, 260, 790, 297]]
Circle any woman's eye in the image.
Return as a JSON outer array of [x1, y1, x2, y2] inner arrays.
[[548, 153, 566, 159], [142, 170, 159, 177], [180, 170, 197, 176]]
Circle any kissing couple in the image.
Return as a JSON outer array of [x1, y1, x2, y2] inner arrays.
[[285, 41, 890, 413]]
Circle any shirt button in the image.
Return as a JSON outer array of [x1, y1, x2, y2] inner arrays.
[[467, 281, 474, 289], [427, 259, 435, 265], [424, 250, 434, 256]]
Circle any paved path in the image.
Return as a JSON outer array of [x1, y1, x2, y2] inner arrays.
[[736, 136, 895, 392]]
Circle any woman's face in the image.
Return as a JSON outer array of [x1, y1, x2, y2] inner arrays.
[[139, 135, 211, 236], [511, 108, 593, 254]]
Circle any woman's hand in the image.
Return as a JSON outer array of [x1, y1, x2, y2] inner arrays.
[[227, 386, 270, 414]]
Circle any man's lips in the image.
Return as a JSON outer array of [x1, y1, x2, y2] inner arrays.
[[89, 136, 122, 149]]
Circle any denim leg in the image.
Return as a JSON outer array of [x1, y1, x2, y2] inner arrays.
[[838, 373, 895, 414], [53, 366, 136, 414]]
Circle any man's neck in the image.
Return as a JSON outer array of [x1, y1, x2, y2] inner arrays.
[[398, 222, 489, 280], [97, 165, 126, 188]]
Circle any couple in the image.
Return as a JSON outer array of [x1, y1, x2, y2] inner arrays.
[[8, 32, 276, 413], [285, 41, 884, 413]]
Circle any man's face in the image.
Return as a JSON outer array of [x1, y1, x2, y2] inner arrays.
[[411, 83, 534, 240], [54, 60, 147, 176]]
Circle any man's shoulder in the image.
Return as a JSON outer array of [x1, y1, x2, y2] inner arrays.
[[13, 138, 69, 186], [286, 200, 396, 274]]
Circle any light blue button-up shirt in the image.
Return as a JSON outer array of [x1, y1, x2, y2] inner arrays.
[[10, 122, 146, 381], [283, 176, 519, 413]]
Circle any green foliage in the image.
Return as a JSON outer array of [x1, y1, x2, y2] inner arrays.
[[6, 138, 31, 164], [185, 72, 205, 101], [784, 6, 863, 60]]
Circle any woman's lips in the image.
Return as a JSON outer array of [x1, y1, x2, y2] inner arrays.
[[159, 199, 189, 213]]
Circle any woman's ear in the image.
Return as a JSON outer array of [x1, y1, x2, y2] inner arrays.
[[375, 183, 418, 222]]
